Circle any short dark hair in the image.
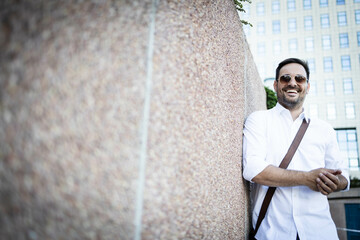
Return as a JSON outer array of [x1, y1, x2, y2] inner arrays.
[[275, 58, 310, 82]]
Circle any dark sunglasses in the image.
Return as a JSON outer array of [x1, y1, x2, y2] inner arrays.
[[279, 74, 307, 84]]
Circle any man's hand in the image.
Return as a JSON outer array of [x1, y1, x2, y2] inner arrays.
[[305, 168, 338, 192], [316, 170, 348, 195]]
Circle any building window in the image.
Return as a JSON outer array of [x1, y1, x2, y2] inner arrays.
[[305, 37, 314, 51], [355, 10, 360, 24], [323, 57, 333, 72], [337, 12, 347, 26], [322, 35, 332, 49], [345, 102, 356, 119], [273, 40, 282, 55], [257, 42, 266, 56], [272, 0, 280, 14], [304, 16, 313, 30], [257, 22, 266, 35], [288, 18, 297, 32], [327, 103, 336, 120], [320, 0, 328, 7], [357, 32, 360, 46], [304, 0, 312, 9], [339, 33, 349, 48], [257, 2, 265, 15], [343, 78, 354, 94], [345, 203, 360, 238], [325, 80, 335, 95], [337, 0, 345, 4], [321, 14, 330, 28], [307, 58, 316, 73], [272, 20, 281, 34], [341, 55, 351, 71], [288, 0, 296, 11], [289, 39, 298, 52], [336, 129, 359, 170]]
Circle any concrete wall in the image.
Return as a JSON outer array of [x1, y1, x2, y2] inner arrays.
[[0, 0, 265, 239]]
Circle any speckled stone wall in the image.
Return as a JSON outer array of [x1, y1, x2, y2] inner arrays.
[[0, 0, 265, 240]]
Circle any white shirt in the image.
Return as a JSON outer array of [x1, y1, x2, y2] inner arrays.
[[243, 103, 349, 240]]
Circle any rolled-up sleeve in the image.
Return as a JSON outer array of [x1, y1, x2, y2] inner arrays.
[[325, 127, 350, 191], [242, 111, 270, 182]]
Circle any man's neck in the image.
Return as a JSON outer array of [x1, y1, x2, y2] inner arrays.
[[290, 107, 303, 121], [279, 103, 304, 121]]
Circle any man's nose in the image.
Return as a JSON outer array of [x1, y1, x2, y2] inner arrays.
[[288, 77, 298, 86]]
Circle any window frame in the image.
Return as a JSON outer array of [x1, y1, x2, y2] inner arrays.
[[305, 37, 314, 51], [345, 102, 356, 119], [322, 35, 332, 49], [321, 14, 330, 28], [339, 33, 349, 48], [320, 0, 328, 7], [257, 2, 265, 16], [323, 56, 333, 72], [272, 20, 281, 34], [272, 0, 281, 14], [337, 11, 348, 26], [288, 0, 296, 11], [325, 79, 335, 95], [288, 18, 297, 32], [343, 78, 354, 94], [341, 55, 351, 71], [355, 10, 360, 24], [303, 0, 312, 9], [304, 16, 313, 30]]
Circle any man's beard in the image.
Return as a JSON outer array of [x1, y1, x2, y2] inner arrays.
[[277, 86, 305, 110]]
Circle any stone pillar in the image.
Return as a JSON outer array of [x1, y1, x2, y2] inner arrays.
[[0, 0, 265, 239]]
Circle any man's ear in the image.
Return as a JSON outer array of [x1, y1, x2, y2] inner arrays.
[[306, 82, 310, 94], [273, 80, 278, 92]]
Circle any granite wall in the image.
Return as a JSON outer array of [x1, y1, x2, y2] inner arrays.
[[0, 0, 265, 239]]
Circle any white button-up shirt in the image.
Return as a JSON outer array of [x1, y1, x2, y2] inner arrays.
[[243, 103, 349, 240]]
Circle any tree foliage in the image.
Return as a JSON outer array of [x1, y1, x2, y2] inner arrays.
[[265, 86, 277, 109], [234, 0, 253, 26]]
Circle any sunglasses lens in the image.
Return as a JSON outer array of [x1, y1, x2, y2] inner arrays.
[[295, 75, 307, 83], [279, 75, 291, 83], [279, 75, 307, 83]]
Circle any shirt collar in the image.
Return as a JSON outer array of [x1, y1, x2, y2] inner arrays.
[[274, 103, 310, 123]]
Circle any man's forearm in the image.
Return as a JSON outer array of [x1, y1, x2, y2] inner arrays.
[[252, 165, 341, 192], [252, 165, 309, 187]]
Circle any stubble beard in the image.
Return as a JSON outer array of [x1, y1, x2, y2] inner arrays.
[[277, 87, 306, 110]]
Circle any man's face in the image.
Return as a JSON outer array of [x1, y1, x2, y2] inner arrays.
[[274, 63, 310, 110]]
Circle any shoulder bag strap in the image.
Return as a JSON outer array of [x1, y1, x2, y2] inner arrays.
[[253, 118, 310, 236]]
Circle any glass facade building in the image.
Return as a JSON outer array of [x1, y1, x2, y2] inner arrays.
[[240, 0, 360, 178]]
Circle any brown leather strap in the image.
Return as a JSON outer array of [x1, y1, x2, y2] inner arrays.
[[253, 118, 310, 236]]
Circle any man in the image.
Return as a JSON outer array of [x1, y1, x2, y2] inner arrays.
[[242, 58, 349, 240]]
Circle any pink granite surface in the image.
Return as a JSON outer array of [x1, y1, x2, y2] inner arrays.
[[0, 0, 265, 239]]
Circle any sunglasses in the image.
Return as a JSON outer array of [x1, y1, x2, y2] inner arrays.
[[279, 74, 307, 84]]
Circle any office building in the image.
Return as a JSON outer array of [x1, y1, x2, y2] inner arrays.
[[240, 0, 360, 178]]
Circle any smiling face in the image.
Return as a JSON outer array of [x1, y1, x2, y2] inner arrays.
[[274, 63, 310, 111]]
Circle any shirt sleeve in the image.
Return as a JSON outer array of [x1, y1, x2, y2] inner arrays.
[[242, 111, 270, 182], [325, 127, 350, 191]]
